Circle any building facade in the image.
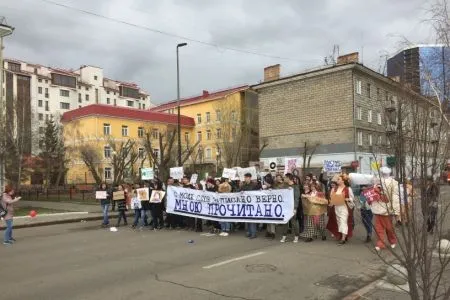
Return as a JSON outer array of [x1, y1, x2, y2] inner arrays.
[[253, 53, 440, 175], [152, 86, 260, 168], [62, 104, 194, 184], [2, 58, 153, 154]]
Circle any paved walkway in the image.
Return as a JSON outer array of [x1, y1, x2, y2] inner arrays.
[[18, 200, 102, 213]]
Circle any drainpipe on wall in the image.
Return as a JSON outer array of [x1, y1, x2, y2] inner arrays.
[[352, 70, 357, 163]]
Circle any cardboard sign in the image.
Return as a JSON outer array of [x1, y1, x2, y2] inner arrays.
[[137, 188, 149, 201], [236, 167, 257, 180], [150, 190, 165, 203], [222, 168, 237, 179], [170, 167, 184, 180], [141, 168, 154, 180], [95, 191, 107, 199], [190, 174, 198, 184], [113, 191, 125, 201], [323, 160, 342, 173], [330, 193, 345, 206]]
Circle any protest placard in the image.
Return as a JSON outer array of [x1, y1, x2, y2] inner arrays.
[[141, 168, 154, 180], [323, 160, 342, 173], [284, 157, 298, 175], [170, 167, 184, 180], [113, 191, 125, 201], [190, 174, 198, 184], [137, 188, 149, 201], [150, 190, 165, 203], [95, 191, 107, 199], [222, 168, 237, 179], [236, 167, 257, 180], [166, 186, 294, 224]]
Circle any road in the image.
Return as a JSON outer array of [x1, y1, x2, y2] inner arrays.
[[1, 221, 387, 300]]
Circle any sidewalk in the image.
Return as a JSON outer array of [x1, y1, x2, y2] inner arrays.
[[18, 200, 102, 213]]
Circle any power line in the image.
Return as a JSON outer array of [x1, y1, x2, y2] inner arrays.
[[39, 0, 320, 63]]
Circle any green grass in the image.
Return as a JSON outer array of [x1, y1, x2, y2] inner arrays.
[[14, 207, 70, 216]]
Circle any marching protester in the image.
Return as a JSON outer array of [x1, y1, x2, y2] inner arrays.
[[280, 173, 300, 243], [164, 177, 178, 229], [326, 174, 354, 245], [301, 183, 327, 243], [97, 183, 111, 227], [150, 180, 164, 230], [139, 182, 151, 228], [359, 185, 373, 243], [131, 189, 141, 229], [2, 185, 21, 245], [423, 176, 439, 234], [218, 178, 232, 236], [205, 178, 220, 233], [116, 185, 128, 227], [241, 173, 259, 239], [263, 174, 276, 239]]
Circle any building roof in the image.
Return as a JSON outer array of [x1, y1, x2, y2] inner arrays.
[[61, 104, 195, 126], [151, 85, 249, 111]]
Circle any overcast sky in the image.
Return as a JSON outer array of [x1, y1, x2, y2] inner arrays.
[[1, 0, 438, 104]]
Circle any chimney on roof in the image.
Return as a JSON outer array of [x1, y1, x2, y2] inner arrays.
[[337, 52, 359, 65], [202, 90, 209, 97], [264, 64, 280, 82]]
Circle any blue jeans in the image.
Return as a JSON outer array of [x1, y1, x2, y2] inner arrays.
[[360, 209, 373, 236], [133, 209, 141, 226], [247, 223, 257, 237], [220, 222, 231, 232], [4, 219, 13, 242], [140, 209, 148, 227], [101, 204, 110, 225]]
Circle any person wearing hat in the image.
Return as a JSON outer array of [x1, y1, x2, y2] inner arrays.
[[241, 173, 258, 239]]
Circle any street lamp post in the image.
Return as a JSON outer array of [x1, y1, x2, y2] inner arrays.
[[216, 148, 221, 174], [176, 42, 187, 167], [0, 19, 14, 192]]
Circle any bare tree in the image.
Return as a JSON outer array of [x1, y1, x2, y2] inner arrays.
[[79, 144, 102, 185], [108, 138, 139, 186], [301, 141, 321, 171]]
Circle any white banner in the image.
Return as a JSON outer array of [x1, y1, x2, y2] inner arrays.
[[236, 167, 257, 180], [166, 186, 295, 224], [170, 167, 184, 180]]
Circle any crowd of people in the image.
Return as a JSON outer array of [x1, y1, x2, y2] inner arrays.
[[1, 166, 441, 250]]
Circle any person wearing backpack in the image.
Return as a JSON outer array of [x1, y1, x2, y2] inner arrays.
[[2, 185, 21, 245]]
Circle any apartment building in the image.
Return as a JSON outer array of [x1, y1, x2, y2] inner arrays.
[[2, 58, 152, 153]]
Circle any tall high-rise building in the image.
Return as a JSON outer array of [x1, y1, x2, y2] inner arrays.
[[387, 45, 449, 99]]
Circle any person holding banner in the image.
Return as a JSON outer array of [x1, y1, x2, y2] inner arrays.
[[218, 178, 233, 236], [280, 173, 300, 243], [131, 189, 142, 229], [326, 174, 354, 245], [263, 174, 277, 239], [150, 180, 164, 230], [302, 183, 327, 243], [241, 173, 259, 239]]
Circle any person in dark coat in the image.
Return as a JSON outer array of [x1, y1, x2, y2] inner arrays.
[[116, 185, 128, 227], [241, 173, 259, 239], [97, 183, 111, 227], [423, 177, 439, 234], [150, 180, 164, 230]]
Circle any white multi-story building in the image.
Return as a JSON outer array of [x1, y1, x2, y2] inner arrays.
[[1, 58, 152, 153]]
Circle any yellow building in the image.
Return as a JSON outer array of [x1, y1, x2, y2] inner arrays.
[[152, 85, 260, 169], [62, 104, 195, 184]]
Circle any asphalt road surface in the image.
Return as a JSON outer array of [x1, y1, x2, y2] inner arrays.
[[1, 221, 388, 300]]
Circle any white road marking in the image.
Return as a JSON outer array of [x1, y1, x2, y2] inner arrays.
[[14, 212, 89, 219], [202, 251, 266, 269]]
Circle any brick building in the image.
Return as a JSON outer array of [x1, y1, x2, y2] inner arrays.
[[253, 53, 439, 175]]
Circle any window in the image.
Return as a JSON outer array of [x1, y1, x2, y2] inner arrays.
[[143, 104, 145, 109], [38, 78, 42, 83], [368, 134, 373, 146], [106, 98, 110, 104], [78, 93, 82, 103], [216, 128, 222, 139], [197, 114, 202, 124], [376, 88, 380, 101], [107, 91, 110, 95], [38, 113, 43, 121], [51, 73, 76, 88], [114, 99, 117, 106], [356, 106, 362, 120], [356, 80, 362, 94], [60, 102, 70, 110], [45, 101, 49, 111], [103, 123, 111, 135], [94, 75, 98, 80], [367, 110, 372, 123], [45, 88, 49, 98], [205, 148, 212, 159], [122, 125, 128, 137], [184, 132, 190, 142], [138, 148, 145, 159], [39, 127, 44, 134], [232, 127, 237, 139], [60, 90, 69, 97], [152, 129, 158, 139], [206, 112, 211, 123], [216, 110, 222, 121], [197, 131, 202, 141], [231, 111, 236, 120], [377, 113, 382, 125], [378, 135, 382, 145], [8, 62, 21, 72], [127, 100, 133, 107], [119, 86, 139, 99], [206, 130, 212, 140], [357, 131, 363, 146], [104, 146, 112, 158], [138, 127, 144, 138], [38, 100, 43, 107], [85, 94, 89, 101], [45, 114, 49, 121], [366, 83, 371, 98], [104, 168, 112, 180], [38, 87, 43, 94], [86, 87, 89, 91]]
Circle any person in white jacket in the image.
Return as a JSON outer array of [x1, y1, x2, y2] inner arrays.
[[371, 167, 399, 251]]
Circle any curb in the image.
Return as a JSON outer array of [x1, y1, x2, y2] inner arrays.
[[0, 213, 134, 230]]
